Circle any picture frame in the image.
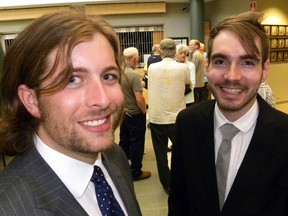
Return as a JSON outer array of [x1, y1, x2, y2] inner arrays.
[[285, 39, 288, 48], [277, 51, 283, 62], [271, 26, 278, 36], [278, 26, 285, 36], [264, 25, 270, 36], [270, 51, 277, 62], [284, 51, 288, 61], [286, 26, 288, 36], [270, 39, 278, 48], [170, 37, 189, 46], [278, 39, 285, 48]]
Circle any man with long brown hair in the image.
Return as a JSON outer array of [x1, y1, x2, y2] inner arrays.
[[0, 11, 141, 215]]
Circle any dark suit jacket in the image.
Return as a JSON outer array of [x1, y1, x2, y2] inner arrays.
[[168, 95, 288, 216], [0, 143, 141, 216]]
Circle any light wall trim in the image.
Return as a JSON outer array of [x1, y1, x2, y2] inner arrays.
[[85, 2, 166, 15], [0, 6, 70, 21]]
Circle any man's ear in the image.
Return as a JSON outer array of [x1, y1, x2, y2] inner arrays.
[[18, 84, 41, 118], [261, 59, 270, 82]]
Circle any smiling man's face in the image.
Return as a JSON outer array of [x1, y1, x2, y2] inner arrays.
[[206, 30, 269, 121], [29, 33, 124, 163]]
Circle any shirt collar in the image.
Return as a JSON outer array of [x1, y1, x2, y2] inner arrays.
[[214, 100, 259, 133], [34, 135, 100, 198]]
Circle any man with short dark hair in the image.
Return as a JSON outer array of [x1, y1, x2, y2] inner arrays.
[[169, 11, 288, 215]]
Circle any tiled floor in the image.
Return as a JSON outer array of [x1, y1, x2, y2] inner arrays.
[[115, 125, 171, 216]]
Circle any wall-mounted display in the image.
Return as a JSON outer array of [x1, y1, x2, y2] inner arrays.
[[263, 24, 288, 63]]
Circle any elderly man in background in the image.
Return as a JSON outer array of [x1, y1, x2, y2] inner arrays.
[[119, 47, 151, 181], [148, 38, 191, 194]]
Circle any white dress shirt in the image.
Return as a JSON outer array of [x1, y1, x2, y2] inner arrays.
[[34, 135, 128, 216], [214, 100, 259, 200]]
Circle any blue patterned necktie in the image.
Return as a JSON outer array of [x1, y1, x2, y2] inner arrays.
[[91, 165, 125, 216]]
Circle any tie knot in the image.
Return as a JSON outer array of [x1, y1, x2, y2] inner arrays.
[[220, 123, 240, 142]]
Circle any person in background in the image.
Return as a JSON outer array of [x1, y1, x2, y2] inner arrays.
[[142, 44, 162, 90], [188, 39, 205, 103], [200, 42, 211, 101], [176, 43, 196, 107], [169, 11, 288, 215], [0, 11, 141, 216], [147, 43, 162, 68], [148, 38, 190, 195], [120, 47, 151, 181], [257, 82, 276, 108]]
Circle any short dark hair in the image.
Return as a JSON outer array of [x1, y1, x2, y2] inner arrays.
[[207, 11, 269, 68], [0, 11, 122, 155]]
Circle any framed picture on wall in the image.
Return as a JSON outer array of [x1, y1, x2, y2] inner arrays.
[[170, 37, 189, 46], [278, 39, 285, 48], [270, 51, 277, 62], [271, 26, 278, 36], [270, 39, 278, 48], [278, 26, 286, 36], [284, 51, 288, 61], [285, 39, 288, 48], [264, 25, 270, 36], [277, 51, 283, 62]]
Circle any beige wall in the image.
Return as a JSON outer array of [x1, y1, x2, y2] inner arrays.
[[259, 0, 288, 104]]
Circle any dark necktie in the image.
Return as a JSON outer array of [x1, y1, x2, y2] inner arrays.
[[216, 123, 240, 210], [91, 165, 125, 216]]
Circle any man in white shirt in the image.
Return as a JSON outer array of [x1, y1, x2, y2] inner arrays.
[[148, 38, 191, 194], [0, 11, 141, 216], [169, 11, 288, 215]]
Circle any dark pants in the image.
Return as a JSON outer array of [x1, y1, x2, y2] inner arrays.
[[193, 83, 211, 104], [119, 113, 146, 179], [150, 123, 175, 190]]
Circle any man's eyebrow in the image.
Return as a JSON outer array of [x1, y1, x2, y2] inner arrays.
[[71, 65, 120, 73], [210, 53, 260, 62], [239, 54, 260, 62], [210, 53, 227, 59]]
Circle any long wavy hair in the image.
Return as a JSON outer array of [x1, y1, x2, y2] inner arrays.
[[0, 11, 122, 156]]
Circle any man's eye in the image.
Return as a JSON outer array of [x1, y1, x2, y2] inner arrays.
[[69, 76, 81, 84], [213, 59, 226, 65], [243, 60, 256, 66], [103, 74, 118, 81]]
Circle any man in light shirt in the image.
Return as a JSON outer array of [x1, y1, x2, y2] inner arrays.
[[0, 11, 141, 216], [169, 11, 288, 215]]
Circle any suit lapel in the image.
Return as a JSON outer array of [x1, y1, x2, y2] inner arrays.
[[195, 101, 221, 213], [101, 145, 140, 216], [223, 96, 276, 213], [24, 147, 88, 216]]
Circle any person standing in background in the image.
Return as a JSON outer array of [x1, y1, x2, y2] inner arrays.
[[0, 11, 141, 216], [189, 39, 205, 103], [257, 82, 275, 108], [169, 11, 288, 215], [148, 38, 191, 195], [147, 43, 162, 68], [120, 47, 151, 181], [200, 42, 211, 101], [176, 43, 196, 107]]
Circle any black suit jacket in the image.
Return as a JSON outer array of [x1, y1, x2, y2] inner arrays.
[[168, 95, 288, 216], [0, 144, 141, 216]]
